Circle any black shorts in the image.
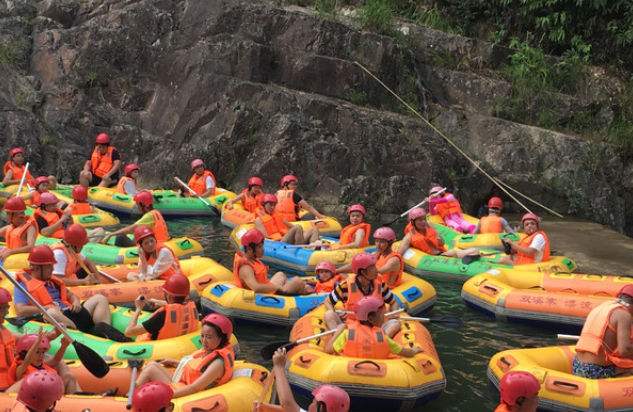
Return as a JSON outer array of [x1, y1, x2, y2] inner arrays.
[[62, 304, 95, 333], [91, 174, 119, 188]]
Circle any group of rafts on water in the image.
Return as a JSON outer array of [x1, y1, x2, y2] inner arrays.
[[0, 172, 627, 412]]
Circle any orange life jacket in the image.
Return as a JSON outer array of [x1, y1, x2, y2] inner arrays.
[[314, 275, 343, 294], [142, 243, 181, 280], [10, 402, 28, 412], [3, 161, 34, 187], [240, 189, 262, 213], [9, 360, 56, 385], [148, 209, 169, 242], [494, 404, 513, 412], [136, 302, 198, 342], [33, 208, 64, 238], [188, 171, 216, 196], [16, 271, 71, 308], [434, 193, 462, 219], [30, 190, 44, 207], [256, 209, 287, 241], [409, 226, 446, 254], [404, 222, 414, 235], [375, 250, 403, 287], [575, 300, 633, 368], [68, 201, 92, 215], [275, 189, 298, 222], [115, 176, 138, 194], [343, 321, 390, 359], [4, 216, 36, 249], [50, 242, 80, 280], [515, 231, 550, 264], [345, 274, 383, 321], [479, 215, 502, 234], [233, 252, 269, 289], [338, 223, 371, 247], [90, 146, 118, 178], [0, 326, 16, 390], [177, 345, 234, 388]]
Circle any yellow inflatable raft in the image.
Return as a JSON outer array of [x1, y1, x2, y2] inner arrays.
[[488, 345, 633, 412], [285, 306, 446, 411], [230, 217, 343, 247]]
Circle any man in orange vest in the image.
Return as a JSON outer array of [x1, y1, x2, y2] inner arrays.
[[473, 197, 515, 234], [254, 194, 319, 245], [79, 133, 122, 188], [2, 148, 34, 188], [573, 285, 633, 379], [0, 198, 37, 262], [494, 371, 540, 412], [51, 225, 101, 287], [175, 159, 216, 198], [275, 174, 324, 222], [126, 226, 180, 282], [498, 213, 550, 266]]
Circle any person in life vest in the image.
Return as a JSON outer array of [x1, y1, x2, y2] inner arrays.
[[124, 273, 198, 341], [497, 213, 550, 266], [235, 228, 309, 295], [253, 347, 351, 412], [307, 261, 344, 294], [11, 370, 63, 412], [372, 227, 403, 288], [494, 371, 540, 412], [14, 246, 113, 334], [79, 133, 122, 188], [132, 382, 175, 412], [0, 197, 37, 262], [573, 285, 633, 379], [126, 225, 181, 282], [19, 176, 55, 207], [174, 158, 216, 198], [51, 224, 101, 286], [323, 253, 401, 338], [225, 176, 264, 213], [2, 148, 34, 188], [33, 192, 72, 239], [65, 186, 98, 216], [100, 190, 169, 247], [325, 296, 422, 358], [426, 186, 476, 234], [115, 163, 141, 195], [254, 194, 320, 245], [8, 331, 77, 395], [135, 314, 235, 398], [397, 208, 480, 259], [328, 204, 371, 251], [473, 197, 515, 234], [275, 175, 324, 222]]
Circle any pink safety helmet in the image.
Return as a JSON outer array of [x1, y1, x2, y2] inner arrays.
[[248, 176, 264, 187], [261, 194, 278, 204], [408, 207, 427, 221], [96, 133, 110, 144], [312, 384, 351, 412], [315, 261, 336, 273], [34, 176, 50, 187], [190, 159, 204, 169], [132, 382, 174, 412], [499, 371, 540, 406], [353, 295, 384, 322], [17, 370, 64, 412], [241, 228, 265, 247], [17, 334, 51, 354], [373, 227, 396, 242], [280, 175, 298, 187], [39, 192, 58, 206], [351, 253, 377, 274], [347, 204, 366, 216], [521, 213, 540, 226]]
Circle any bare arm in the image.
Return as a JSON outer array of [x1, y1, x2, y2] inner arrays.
[[103, 159, 122, 180], [614, 309, 633, 357], [2, 170, 15, 186], [239, 265, 278, 294], [298, 199, 324, 220], [125, 296, 148, 337], [101, 224, 137, 244], [324, 323, 346, 354], [173, 358, 225, 398], [396, 234, 412, 255], [254, 218, 271, 238]]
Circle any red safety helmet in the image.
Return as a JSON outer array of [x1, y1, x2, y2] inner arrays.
[[96, 133, 110, 144], [64, 224, 88, 247], [0, 287, 12, 304], [202, 313, 233, 337], [161, 273, 190, 297], [499, 371, 540, 406], [347, 204, 366, 216], [17, 370, 64, 412], [134, 225, 155, 244], [409, 207, 427, 221], [39, 192, 59, 205], [521, 213, 540, 226], [261, 194, 278, 204], [3, 197, 26, 213], [248, 176, 263, 187], [315, 261, 336, 273], [619, 285, 633, 298], [132, 382, 174, 412], [351, 253, 377, 274], [133, 190, 154, 207], [373, 227, 396, 242], [28, 245, 57, 265], [9, 147, 24, 158], [34, 176, 50, 187], [488, 197, 504, 209], [190, 159, 204, 169], [17, 334, 51, 354], [312, 384, 351, 412], [124, 163, 139, 175], [71, 185, 88, 201], [241, 228, 265, 247], [429, 186, 444, 195], [353, 296, 383, 322], [280, 175, 298, 187]]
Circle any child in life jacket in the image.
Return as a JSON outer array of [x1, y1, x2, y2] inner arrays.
[[494, 371, 540, 412], [324, 296, 422, 359], [8, 330, 78, 394], [427, 186, 476, 234], [327, 204, 371, 251], [132, 382, 175, 412], [307, 262, 344, 294], [66, 186, 97, 216]]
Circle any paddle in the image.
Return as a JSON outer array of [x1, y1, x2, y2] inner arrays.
[[174, 177, 215, 212], [0, 266, 110, 378], [261, 329, 337, 360], [382, 188, 446, 226], [252, 370, 276, 412], [557, 334, 579, 341], [461, 252, 499, 264], [67, 246, 122, 284], [399, 315, 463, 328], [5, 314, 43, 327], [282, 244, 329, 249], [15, 162, 30, 197], [126, 359, 144, 409]]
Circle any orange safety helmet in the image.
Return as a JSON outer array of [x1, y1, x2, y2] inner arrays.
[[161, 273, 190, 297], [28, 245, 57, 265], [96, 133, 110, 144], [63, 224, 89, 247], [133, 191, 154, 207], [280, 175, 298, 187], [72, 185, 88, 201], [9, 147, 24, 158], [488, 197, 504, 209], [248, 176, 263, 187], [3, 197, 26, 213]]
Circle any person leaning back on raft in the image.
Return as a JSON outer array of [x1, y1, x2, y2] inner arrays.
[[0, 198, 37, 262], [497, 213, 550, 266], [255, 194, 319, 246], [275, 175, 324, 221], [327, 204, 370, 252], [225, 176, 264, 212], [126, 226, 181, 282], [79, 133, 122, 188]]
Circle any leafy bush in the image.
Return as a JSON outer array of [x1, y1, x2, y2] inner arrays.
[[359, 0, 394, 35]]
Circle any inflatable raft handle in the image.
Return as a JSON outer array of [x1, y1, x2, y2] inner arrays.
[[353, 360, 381, 370], [79, 215, 100, 223], [122, 348, 148, 357]]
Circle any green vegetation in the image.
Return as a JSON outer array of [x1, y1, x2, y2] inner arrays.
[[347, 86, 368, 105], [607, 80, 633, 154], [358, 0, 394, 35], [315, 0, 337, 18]]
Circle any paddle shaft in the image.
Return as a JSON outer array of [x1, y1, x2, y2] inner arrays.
[[15, 162, 30, 197], [340, 308, 406, 316], [252, 370, 276, 412], [67, 246, 122, 284], [384, 188, 446, 225], [126, 365, 139, 409], [175, 177, 213, 208], [557, 334, 579, 341]]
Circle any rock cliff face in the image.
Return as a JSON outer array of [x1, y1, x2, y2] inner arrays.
[[1, 0, 632, 234]]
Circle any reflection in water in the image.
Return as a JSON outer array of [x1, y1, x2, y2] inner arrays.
[[164, 216, 633, 412]]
